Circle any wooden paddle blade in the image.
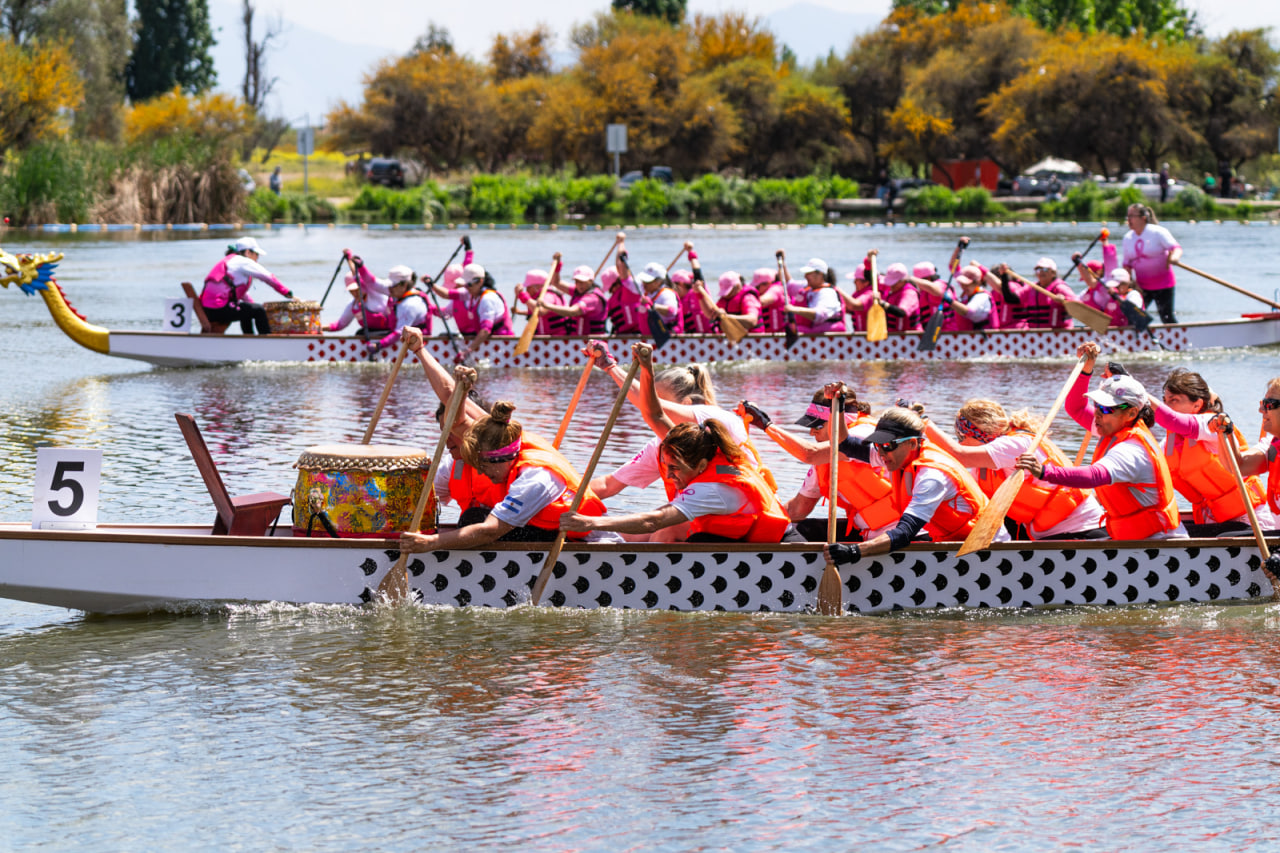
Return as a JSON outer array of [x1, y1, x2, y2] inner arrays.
[[817, 560, 843, 615], [957, 470, 1026, 556], [784, 320, 799, 350], [866, 302, 887, 342], [721, 313, 748, 344], [918, 308, 945, 351], [513, 305, 539, 356], [377, 553, 411, 600], [1064, 300, 1112, 335], [647, 310, 672, 349]]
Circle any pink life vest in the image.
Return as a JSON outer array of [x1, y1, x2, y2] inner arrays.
[[518, 285, 569, 335], [681, 287, 713, 333], [569, 286, 609, 336], [757, 281, 787, 333], [641, 284, 683, 334], [472, 287, 514, 336], [606, 276, 642, 334], [718, 285, 764, 333], [445, 287, 478, 334], [200, 257, 236, 309]]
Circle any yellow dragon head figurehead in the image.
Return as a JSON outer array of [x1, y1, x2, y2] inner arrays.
[[0, 249, 64, 294]]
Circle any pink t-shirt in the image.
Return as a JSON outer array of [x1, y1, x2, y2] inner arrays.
[[1122, 224, 1179, 291]]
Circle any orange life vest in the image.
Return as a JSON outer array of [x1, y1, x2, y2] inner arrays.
[[975, 430, 1088, 533], [891, 441, 988, 541], [448, 431, 603, 538], [1164, 423, 1266, 524], [813, 413, 897, 535], [682, 451, 792, 542], [1092, 422, 1180, 539], [660, 418, 778, 499]]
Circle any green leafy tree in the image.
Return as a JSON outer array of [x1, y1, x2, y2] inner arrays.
[[892, 0, 1199, 41], [1181, 30, 1280, 172], [611, 0, 686, 26], [126, 0, 217, 101]]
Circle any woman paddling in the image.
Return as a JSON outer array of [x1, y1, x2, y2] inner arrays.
[[1013, 343, 1187, 540], [513, 267, 569, 336], [1239, 376, 1280, 538], [534, 255, 608, 335], [783, 258, 847, 334], [923, 399, 1107, 540], [325, 252, 396, 334]]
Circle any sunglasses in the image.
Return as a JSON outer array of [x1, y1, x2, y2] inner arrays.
[[1095, 403, 1132, 415], [874, 437, 915, 455], [1261, 398, 1280, 411]]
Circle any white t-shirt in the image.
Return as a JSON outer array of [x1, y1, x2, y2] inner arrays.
[[806, 287, 843, 323], [983, 434, 1107, 538], [901, 467, 1009, 542], [1122, 224, 1179, 288], [651, 287, 679, 318], [1091, 434, 1188, 539], [470, 290, 506, 326], [796, 421, 893, 536], [611, 405, 749, 488], [393, 293, 430, 333], [961, 291, 992, 323], [1164, 415, 1277, 527], [670, 481, 752, 520]]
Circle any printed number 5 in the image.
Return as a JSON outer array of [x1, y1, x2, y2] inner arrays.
[[47, 460, 85, 517], [170, 302, 186, 328]]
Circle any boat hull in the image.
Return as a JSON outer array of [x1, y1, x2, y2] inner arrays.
[[0, 524, 1272, 616], [100, 315, 1280, 368]]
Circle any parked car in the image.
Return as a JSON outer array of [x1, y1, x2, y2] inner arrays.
[[619, 166, 674, 189], [365, 158, 406, 188], [1007, 171, 1084, 197], [1110, 172, 1181, 200]]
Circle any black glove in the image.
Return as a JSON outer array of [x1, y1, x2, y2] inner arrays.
[[1106, 361, 1129, 377], [1071, 252, 1083, 265], [740, 401, 772, 430], [958, 237, 970, 249], [283, 290, 294, 299], [693, 266, 704, 283], [1265, 553, 1280, 578], [618, 250, 629, 266], [351, 255, 363, 268], [828, 543, 862, 566], [462, 236, 472, 251]]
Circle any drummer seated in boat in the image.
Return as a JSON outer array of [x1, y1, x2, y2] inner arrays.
[[199, 236, 292, 335], [325, 254, 396, 334], [369, 269, 432, 351], [400, 400, 618, 554], [824, 399, 998, 568], [738, 388, 896, 543]]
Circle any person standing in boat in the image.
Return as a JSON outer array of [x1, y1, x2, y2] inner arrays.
[[1013, 343, 1187, 540], [1148, 368, 1275, 537], [199, 236, 293, 334], [1122, 203, 1181, 323], [560, 345, 799, 544], [824, 400, 995, 568], [399, 399, 617, 552], [370, 267, 432, 352], [325, 252, 396, 333], [534, 257, 608, 335], [512, 266, 569, 336], [922, 399, 1107, 540], [738, 388, 897, 543], [783, 258, 846, 334]]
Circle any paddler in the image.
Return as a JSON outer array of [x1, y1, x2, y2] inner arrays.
[[325, 250, 395, 334], [455, 261, 514, 358], [738, 388, 896, 543], [512, 266, 568, 336], [994, 258, 1077, 329], [922, 399, 1107, 540], [199, 236, 293, 334], [1238, 376, 1280, 545], [783, 258, 847, 333], [824, 396, 995, 569], [534, 255, 609, 335], [1013, 342, 1188, 540], [616, 243, 682, 337], [369, 266, 431, 352], [559, 344, 800, 544]]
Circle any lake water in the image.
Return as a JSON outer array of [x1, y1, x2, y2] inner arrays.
[[3, 222, 1280, 849]]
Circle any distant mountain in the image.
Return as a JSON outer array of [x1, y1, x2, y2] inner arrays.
[[763, 3, 882, 65], [208, 0, 391, 127]]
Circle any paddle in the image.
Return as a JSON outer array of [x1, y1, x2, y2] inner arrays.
[[1019, 274, 1112, 335], [647, 301, 672, 349], [1061, 228, 1108, 284], [360, 337, 410, 444], [957, 355, 1088, 556], [318, 251, 349, 308], [345, 254, 373, 347], [779, 251, 800, 350], [422, 240, 470, 364], [531, 357, 643, 606], [817, 393, 845, 616], [1217, 422, 1279, 595], [918, 239, 965, 352], [379, 365, 475, 601], [866, 252, 887, 342], [514, 257, 558, 357], [553, 355, 595, 450], [1174, 261, 1280, 311], [1118, 299, 1168, 350]]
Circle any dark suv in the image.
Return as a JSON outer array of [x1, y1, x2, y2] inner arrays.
[[365, 158, 405, 188]]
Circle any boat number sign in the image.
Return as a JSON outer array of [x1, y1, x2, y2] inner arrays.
[[32, 448, 102, 530], [164, 298, 194, 333]]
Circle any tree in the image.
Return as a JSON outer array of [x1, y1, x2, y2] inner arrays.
[[412, 22, 453, 56], [611, 0, 685, 26], [36, 0, 132, 141], [126, 0, 217, 102], [892, 0, 1199, 41], [0, 35, 83, 150], [489, 25, 552, 83], [238, 0, 287, 162], [124, 86, 252, 148], [0, 0, 53, 42], [1181, 30, 1280, 172], [688, 12, 774, 73]]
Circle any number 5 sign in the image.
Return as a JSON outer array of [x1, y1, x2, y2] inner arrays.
[[32, 448, 102, 530]]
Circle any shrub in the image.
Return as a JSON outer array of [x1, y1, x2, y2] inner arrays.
[[1105, 187, 1146, 219], [0, 139, 98, 224], [1039, 180, 1108, 220], [467, 175, 532, 222], [954, 187, 1007, 217], [903, 185, 959, 218], [620, 178, 675, 220]]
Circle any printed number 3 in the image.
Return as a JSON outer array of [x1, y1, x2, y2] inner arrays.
[[170, 302, 186, 328], [47, 460, 85, 517]]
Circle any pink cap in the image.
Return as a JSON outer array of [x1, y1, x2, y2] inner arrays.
[[670, 269, 694, 286], [883, 263, 908, 287], [572, 265, 594, 281], [718, 271, 741, 298], [443, 264, 464, 288], [912, 261, 936, 279], [751, 268, 774, 288], [523, 269, 548, 289], [600, 268, 620, 288], [956, 273, 976, 288]]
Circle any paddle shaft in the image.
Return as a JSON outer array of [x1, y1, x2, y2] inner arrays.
[[1218, 427, 1272, 558], [514, 257, 558, 357], [817, 395, 845, 615], [1061, 231, 1104, 284], [917, 243, 965, 352], [532, 359, 643, 605], [553, 357, 595, 450], [1020, 275, 1111, 332], [595, 239, 621, 280], [346, 256, 372, 344], [318, 253, 348, 308], [422, 242, 469, 361], [361, 338, 409, 444], [1174, 261, 1280, 310], [378, 368, 474, 600]]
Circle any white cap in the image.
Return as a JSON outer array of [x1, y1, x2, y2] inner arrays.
[[234, 236, 265, 256], [462, 263, 486, 285], [1106, 268, 1131, 286], [637, 262, 667, 284], [1086, 375, 1148, 410], [800, 258, 828, 276], [1034, 257, 1058, 272], [388, 265, 414, 285]]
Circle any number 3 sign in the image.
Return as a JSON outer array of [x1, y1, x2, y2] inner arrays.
[[32, 448, 102, 530]]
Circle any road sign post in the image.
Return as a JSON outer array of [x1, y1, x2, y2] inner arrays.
[[297, 120, 315, 196], [607, 124, 627, 178]]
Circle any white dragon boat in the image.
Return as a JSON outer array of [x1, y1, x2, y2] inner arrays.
[[0, 522, 1273, 616], [6, 251, 1280, 368]]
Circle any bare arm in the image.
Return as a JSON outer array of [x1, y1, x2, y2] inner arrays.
[[762, 423, 828, 466], [633, 343, 676, 438], [786, 491, 819, 521], [400, 514, 515, 552], [560, 504, 686, 535], [403, 327, 487, 427]]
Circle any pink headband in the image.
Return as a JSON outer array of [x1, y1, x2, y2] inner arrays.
[[805, 403, 832, 422], [482, 437, 521, 461], [954, 416, 998, 444]]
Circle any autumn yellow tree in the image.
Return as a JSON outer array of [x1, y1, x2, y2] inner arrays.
[[0, 37, 83, 152], [125, 87, 253, 148]]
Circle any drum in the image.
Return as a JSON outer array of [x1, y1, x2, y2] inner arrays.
[[292, 444, 437, 538], [265, 300, 322, 334]]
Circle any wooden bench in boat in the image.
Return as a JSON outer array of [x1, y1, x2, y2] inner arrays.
[[180, 282, 229, 334], [175, 413, 289, 535]]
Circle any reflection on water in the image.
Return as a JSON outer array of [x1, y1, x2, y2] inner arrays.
[[4, 229, 1280, 848]]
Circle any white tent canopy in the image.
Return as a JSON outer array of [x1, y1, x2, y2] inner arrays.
[[1025, 157, 1084, 174]]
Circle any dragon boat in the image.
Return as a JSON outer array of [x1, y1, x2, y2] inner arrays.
[[0, 522, 1274, 616], [6, 251, 1280, 368]]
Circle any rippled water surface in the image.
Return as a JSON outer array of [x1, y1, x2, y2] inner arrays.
[[3, 224, 1280, 849]]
